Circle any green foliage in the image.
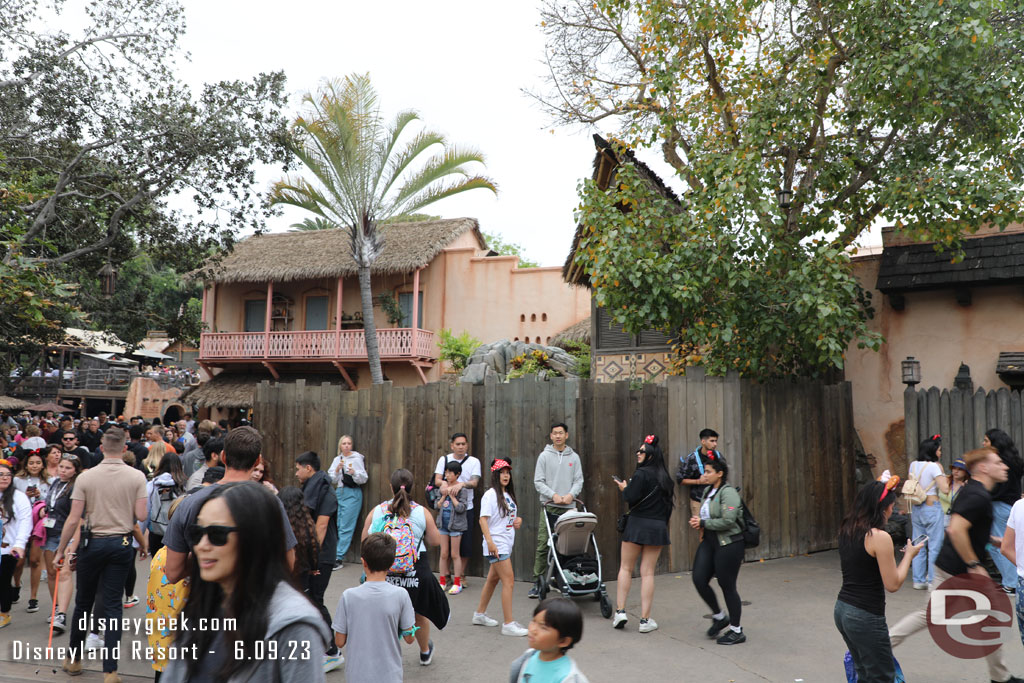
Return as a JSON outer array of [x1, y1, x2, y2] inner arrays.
[[271, 74, 497, 383], [507, 349, 562, 380], [438, 329, 481, 371], [560, 340, 591, 378], [481, 231, 539, 268], [376, 293, 403, 326], [538, 0, 1024, 378]]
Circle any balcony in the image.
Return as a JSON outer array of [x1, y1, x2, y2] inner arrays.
[[199, 328, 437, 362]]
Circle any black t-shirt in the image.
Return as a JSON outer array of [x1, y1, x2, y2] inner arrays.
[[304, 474, 338, 566], [991, 454, 1024, 505], [80, 430, 102, 452], [936, 479, 993, 576]]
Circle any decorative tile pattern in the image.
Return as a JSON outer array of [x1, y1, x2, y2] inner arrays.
[[594, 352, 671, 383]]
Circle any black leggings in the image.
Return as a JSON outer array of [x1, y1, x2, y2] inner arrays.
[[692, 533, 744, 627], [0, 554, 16, 613], [124, 549, 137, 598]]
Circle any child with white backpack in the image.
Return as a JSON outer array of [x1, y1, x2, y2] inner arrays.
[[362, 468, 449, 666], [905, 435, 950, 589]]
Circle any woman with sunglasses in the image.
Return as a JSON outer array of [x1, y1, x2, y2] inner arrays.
[[161, 481, 330, 683], [0, 458, 33, 629], [43, 453, 81, 634], [612, 435, 674, 633], [835, 477, 922, 682]]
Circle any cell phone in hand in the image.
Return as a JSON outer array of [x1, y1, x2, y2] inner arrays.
[[911, 534, 928, 546], [612, 475, 623, 483]]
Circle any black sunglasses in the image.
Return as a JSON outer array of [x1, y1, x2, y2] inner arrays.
[[187, 524, 238, 547]]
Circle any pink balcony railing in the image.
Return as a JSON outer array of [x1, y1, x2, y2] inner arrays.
[[199, 328, 437, 362]]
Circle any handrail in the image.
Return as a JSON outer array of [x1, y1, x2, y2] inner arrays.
[[200, 328, 437, 361]]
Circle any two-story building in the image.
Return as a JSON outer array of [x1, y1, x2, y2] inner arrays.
[[187, 217, 590, 419]]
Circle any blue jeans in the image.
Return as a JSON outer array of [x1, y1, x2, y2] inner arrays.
[[1016, 575, 1024, 645], [989, 501, 1016, 590], [69, 536, 133, 673], [834, 599, 894, 683], [335, 486, 363, 561], [910, 501, 944, 585]]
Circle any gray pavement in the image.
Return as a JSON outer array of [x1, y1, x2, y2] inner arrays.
[[3, 550, 1024, 682]]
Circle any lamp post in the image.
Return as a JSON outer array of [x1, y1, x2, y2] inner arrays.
[[901, 356, 922, 386], [777, 187, 792, 210]]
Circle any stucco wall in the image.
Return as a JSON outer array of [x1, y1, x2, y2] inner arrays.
[[846, 254, 1024, 474]]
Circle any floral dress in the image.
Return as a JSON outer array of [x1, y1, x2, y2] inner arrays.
[[145, 546, 190, 672]]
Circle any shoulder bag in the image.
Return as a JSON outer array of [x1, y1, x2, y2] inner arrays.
[[617, 479, 658, 533]]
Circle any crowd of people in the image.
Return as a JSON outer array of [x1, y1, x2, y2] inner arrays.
[[0, 413, 752, 682], [836, 430, 1024, 683]]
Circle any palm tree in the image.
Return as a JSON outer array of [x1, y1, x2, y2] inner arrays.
[[271, 74, 497, 384]]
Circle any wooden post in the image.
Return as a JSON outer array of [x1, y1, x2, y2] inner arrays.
[[335, 276, 343, 355], [200, 286, 208, 324], [264, 281, 273, 357], [209, 282, 217, 332], [411, 267, 421, 356]]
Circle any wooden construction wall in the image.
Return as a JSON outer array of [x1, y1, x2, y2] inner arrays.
[[254, 371, 854, 578], [904, 385, 1024, 473]]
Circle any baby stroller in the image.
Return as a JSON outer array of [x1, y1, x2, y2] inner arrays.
[[538, 500, 613, 618]]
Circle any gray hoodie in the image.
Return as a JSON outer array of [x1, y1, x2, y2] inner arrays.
[[534, 444, 584, 509], [160, 581, 331, 683]]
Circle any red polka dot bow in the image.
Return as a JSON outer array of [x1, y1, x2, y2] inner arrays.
[[644, 434, 655, 444]]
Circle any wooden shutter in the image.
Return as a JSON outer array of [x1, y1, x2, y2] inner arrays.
[[637, 328, 672, 349], [595, 306, 634, 350]]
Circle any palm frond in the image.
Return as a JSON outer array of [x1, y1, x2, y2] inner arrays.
[[290, 217, 339, 231]]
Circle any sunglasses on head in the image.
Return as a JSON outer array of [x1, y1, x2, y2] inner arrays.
[[60, 454, 78, 461], [187, 524, 238, 547]]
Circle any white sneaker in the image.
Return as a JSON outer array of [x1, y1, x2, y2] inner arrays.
[[472, 612, 499, 627], [86, 633, 104, 650], [501, 621, 529, 637], [913, 582, 930, 590], [638, 618, 658, 633], [613, 610, 627, 629]]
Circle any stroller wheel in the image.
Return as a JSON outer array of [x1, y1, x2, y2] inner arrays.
[[594, 590, 603, 602], [600, 593, 613, 619]]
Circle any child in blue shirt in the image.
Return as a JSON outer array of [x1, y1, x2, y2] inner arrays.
[[509, 597, 590, 683]]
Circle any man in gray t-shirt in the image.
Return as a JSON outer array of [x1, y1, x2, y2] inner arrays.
[[333, 580, 414, 681]]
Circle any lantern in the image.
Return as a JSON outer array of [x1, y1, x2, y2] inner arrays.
[[777, 187, 792, 209], [98, 261, 117, 298], [901, 357, 922, 386]]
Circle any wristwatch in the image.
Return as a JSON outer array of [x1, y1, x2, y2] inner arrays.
[[966, 560, 981, 568]]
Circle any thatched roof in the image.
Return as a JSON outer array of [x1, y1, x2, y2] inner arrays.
[[203, 218, 486, 284], [0, 396, 31, 411], [552, 317, 591, 347], [182, 374, 259, 409], [563, 135, 681, 287]]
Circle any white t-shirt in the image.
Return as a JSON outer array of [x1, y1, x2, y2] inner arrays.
[[909, 461, 943, 497], [434, 453, 482, 510], [479, 488, 517, 556], [1006, 499, 1024, 577], [700, 488, 717, 520], [14, 475, 50, 504]]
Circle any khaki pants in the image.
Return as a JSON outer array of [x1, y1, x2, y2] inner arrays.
[[889, 567, 1011, 682]]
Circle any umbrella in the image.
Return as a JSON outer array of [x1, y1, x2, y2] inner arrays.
[[0, 396, 31, 411], [26, 402, 71, 413]]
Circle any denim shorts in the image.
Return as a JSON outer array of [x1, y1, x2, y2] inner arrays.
[[488, 553, 511, 564], [43, 535, 60, 552], [439, 528, 462, 537]]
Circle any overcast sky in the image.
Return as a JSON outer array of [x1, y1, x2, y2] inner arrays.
[[170, 1, 636, 268]]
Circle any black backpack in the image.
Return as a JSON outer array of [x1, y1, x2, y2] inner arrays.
[[739, 495, 760, 549]]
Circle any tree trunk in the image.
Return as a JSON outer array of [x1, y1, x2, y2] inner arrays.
[[358, 264, 384, 384]]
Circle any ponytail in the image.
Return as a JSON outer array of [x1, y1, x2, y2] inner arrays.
[[388, 468, 414, 518]]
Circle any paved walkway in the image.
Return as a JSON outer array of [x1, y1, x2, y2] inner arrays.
[[3, 550, 1024, 681]]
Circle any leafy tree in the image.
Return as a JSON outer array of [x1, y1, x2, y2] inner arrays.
[[536, 0, 1024, 378], [481, 230, 539, 267], [271, 74, 497, 384], [438, 329, 482, 371], [0, 0, 289, 351]]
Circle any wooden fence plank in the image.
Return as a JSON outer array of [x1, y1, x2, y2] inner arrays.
[[1011, 390, 1023, 452], [974, 389, 988, 449], [904, 388, 919, 470], [950, 389, 964, 462], [939, 389, 951, 471]]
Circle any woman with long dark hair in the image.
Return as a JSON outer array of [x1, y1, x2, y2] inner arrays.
[[278, 486, 319, 589], [907, 435, 949, 589], [984, 428, 1024, 593], [361, 468, 447, 666], [472, 458, 526, 636], [689, 458, 747, 645], [43, 453, 82, 634], [835, 478, 922, 682], [612, 434, 673, 633], [161, 481, 330, 683], [0, 458, 32, 629]]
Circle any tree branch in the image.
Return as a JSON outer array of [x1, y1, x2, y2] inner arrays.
[[0, 32, 150, 89]]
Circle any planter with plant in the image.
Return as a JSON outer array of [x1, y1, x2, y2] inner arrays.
[[376, 293, 403, 327], [507, 349, 562, 380]]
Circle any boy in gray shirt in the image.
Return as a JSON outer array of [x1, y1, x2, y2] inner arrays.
[[333, 533, 416, 682]]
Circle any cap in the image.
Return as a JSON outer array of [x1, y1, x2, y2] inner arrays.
[[951, 458, 967, 471]]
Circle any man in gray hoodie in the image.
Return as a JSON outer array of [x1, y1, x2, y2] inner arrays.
[[529, 422, 584, 599]]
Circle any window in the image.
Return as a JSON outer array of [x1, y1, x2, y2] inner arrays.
[[399, 291, 424, 328], [546, 337, 551, 344], [542, 313, 547, 321], [305, 296, 329, 330], [531, 314, 537, 322], [514, 337, 519, 341], [244, 299, 266, 332], [535, 336, 541, 343], [520, 314, 525, 322]]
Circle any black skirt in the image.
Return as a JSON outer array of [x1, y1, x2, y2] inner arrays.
[[386, 554, 450, 629], [622, 514, 670, 546]]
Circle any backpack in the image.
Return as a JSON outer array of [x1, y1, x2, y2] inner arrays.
[[425, 455, 448, 507], [371, 502, 419, 575], [902, 462, 929, 506], [149, 484, 180, 536], [737, 492, 760, 549]]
